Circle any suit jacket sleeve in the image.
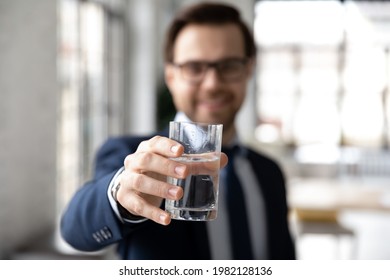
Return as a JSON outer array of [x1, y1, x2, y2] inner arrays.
[[60, 136, 146, 252]]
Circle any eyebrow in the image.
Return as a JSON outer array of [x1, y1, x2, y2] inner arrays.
[[173, 56, 247, 64]]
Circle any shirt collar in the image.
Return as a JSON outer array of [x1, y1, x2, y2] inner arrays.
[[173, 112, 191, 123]]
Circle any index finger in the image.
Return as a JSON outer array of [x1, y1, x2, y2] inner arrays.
[[137, 136, 184, 157]]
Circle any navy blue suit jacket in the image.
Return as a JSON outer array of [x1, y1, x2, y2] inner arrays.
[[60, 130, 295, 259]]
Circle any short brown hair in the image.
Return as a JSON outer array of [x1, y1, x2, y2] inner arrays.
[[164, 2, 256, 63]]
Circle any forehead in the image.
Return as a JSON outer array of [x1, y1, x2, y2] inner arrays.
[[173, 23, 245, 63]]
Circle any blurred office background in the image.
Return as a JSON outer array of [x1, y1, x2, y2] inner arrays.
[[1, 0, 390, 260]]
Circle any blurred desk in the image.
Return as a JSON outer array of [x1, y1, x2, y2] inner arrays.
[[289, 177, 390, 212], [289, 177, 390, 259]]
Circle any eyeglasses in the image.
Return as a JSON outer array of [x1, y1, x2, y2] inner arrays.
[[171, 57, 249, 84]]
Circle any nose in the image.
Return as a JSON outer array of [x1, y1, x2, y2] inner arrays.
[[201, 67, 222, 88]]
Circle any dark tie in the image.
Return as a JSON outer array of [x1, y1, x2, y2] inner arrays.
[[223, 146, 254, 260]]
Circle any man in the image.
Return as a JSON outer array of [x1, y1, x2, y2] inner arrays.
[[60, 2, 295, 260]]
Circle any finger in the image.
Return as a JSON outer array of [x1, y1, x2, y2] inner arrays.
[[220, 152, 228, 168], [121, 171, 183, 201], [124, 152, 189, 179], [187, 152, 228, 175], [137, 136, 184, 157], [120, 193, 172, 226]]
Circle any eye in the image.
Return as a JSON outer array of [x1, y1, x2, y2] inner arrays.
[[183, 62, 206, 76], [219, 60, 243, 73]]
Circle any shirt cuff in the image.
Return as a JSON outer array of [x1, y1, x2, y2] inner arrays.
[[107, 167, 147, 224]]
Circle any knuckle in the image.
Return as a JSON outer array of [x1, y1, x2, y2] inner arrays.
[[150, 135, 162, 143], [129, 173, 144, 190], [124, 151, 153, 171], [138, 152, 153, 167], [155, 182, 168, 198], [123, 154, 133, 167], [137, 140, 149, 151], [138, 136, 161, 150], [131, 199, 145, 216]]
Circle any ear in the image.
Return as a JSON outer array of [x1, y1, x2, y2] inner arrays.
[[164, 64, 175, 92], [246, 57, 256, 77]]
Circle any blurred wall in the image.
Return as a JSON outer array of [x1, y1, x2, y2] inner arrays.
[[0, 0, 57, 257], [0, 0, 256, 258]]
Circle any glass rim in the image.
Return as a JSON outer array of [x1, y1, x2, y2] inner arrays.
[[169, 120, 223, 127]]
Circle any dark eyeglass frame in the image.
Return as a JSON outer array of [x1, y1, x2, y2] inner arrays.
[[171, 57, 249, 84]]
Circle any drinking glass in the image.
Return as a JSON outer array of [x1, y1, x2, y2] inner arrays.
[[165, 121, 223, 221]]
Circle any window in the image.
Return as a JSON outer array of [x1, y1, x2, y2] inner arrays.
[[57, 0, 128, 214], [254, 1, 390, 150]]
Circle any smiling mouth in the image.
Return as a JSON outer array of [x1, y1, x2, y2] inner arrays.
[[198, 98, 229, 111]]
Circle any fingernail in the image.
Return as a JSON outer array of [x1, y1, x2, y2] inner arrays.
[[171, 145, 179, 153], [168, 187, 179, 197], [174, 165, 185, 175], [160, 214, 168, 224]]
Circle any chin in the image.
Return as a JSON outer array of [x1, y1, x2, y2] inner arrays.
[[194, 108, 232, 124], [203, 115, 228, 126]]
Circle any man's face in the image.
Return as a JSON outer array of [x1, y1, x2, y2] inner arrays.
[[165, 23, 253, 130]]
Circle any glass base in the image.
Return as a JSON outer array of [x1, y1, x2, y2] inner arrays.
[[167, 208, 217, 221]]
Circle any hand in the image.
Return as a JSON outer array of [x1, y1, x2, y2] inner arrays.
[[116, 136, 228, 226]]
